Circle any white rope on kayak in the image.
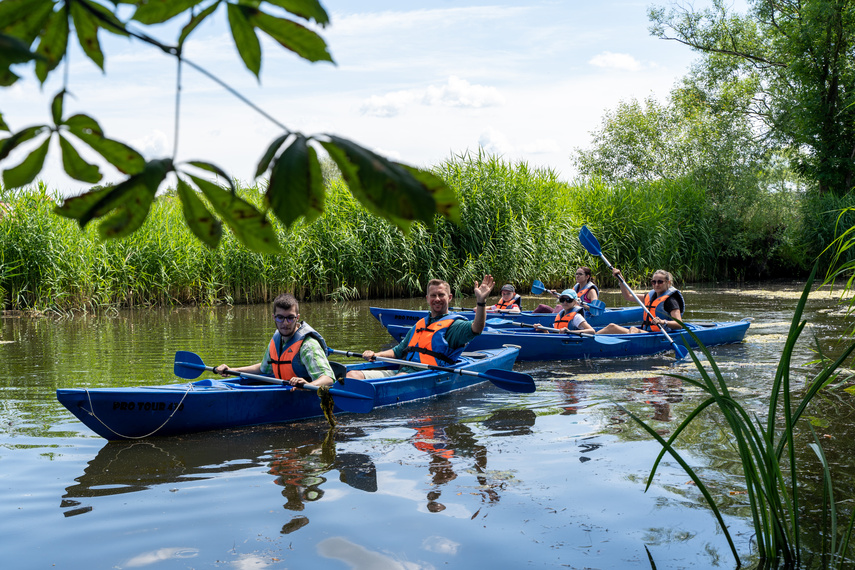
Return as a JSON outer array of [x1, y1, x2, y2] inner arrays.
[[82, 384, 194, 440]]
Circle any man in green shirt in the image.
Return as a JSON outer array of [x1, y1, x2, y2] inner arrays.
[[347, 274, 494, 379], [213, 293, 335, 389]]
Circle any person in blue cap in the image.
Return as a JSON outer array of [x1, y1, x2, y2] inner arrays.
[[534, 289, 594, 333]]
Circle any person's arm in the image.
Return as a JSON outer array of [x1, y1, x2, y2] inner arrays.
[[577, 317, 595, 333], [471, 274, 495, 334], [587, 286, 599, 302], [213, 362, 262, 376], [656, 299, 683, 330], [612, 268, 636, 303], [362, 327, 413, 362], [289, 337, 335, 388]]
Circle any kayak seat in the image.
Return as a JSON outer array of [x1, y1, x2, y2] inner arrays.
[[461, 352, 487, 359], [330, 361, 348, 380]]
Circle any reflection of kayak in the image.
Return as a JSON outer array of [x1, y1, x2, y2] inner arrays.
[[383, 320, 751, 361], [369, 306, 643, 329], [61, 426, 376, 517], [56, 346, 520, 440]]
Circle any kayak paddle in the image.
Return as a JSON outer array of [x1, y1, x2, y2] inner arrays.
[[173, 351, 376, 413], [531, 279, 605, 316], [578, 225, 689, 360], [488, 319, 627, 345], [328, 348, 536, 394]]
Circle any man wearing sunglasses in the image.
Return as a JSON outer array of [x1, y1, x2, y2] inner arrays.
[[597, 269, 685, 335], [212, 293, 335, 389], [347, 274, 495, 379]]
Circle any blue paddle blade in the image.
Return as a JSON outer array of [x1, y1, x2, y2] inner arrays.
[[330, 378, 376, 414], [531, 280, 545, 295], [585, 299, 605, 316], [485, 368, 536, 393], [592, 334, 626, 345], [673, 343, 690, 360], [174, 350, 206, 378], [486, 318, 513, 325], [578, 225, 602, 257]]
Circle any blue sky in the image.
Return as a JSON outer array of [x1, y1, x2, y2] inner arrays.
[[4, 0, 706, 195]]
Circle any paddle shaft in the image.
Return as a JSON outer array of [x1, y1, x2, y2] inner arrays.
[[208, 364, 328, 392], [172, 351, 376, 413], [516, 321, 593, 336], [327, 349, 536, 394], [331, 349, 488, 378]]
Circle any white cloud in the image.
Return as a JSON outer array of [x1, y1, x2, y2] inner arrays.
[[588, 51, 643, 71], [478, 128, 512, 156], [131, 130, 171, 159], [359, 91, 418, 118], [361, 76, 504, 117], [477, 129, 559, 158], [423, 76, 504, 108]]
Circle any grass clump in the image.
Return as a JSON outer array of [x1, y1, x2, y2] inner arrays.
[[626, 265, 855, 567]]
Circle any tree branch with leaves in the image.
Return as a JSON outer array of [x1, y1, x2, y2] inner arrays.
[[0, 0, 460, 253]]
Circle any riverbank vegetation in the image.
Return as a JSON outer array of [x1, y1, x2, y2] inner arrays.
[[0, 151, 844, 312]]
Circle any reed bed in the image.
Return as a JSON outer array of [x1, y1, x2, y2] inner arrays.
[[0, 154, 815, 311], [628, 268, 855, 567]]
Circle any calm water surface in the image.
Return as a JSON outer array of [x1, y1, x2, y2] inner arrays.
[[2, 282, 853, 569]]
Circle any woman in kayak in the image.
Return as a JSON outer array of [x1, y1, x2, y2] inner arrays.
[[572, 266, 599, 305], [534, 289, 595, 333], [533, 266, 600, 313], [597, 269, 684, 335]]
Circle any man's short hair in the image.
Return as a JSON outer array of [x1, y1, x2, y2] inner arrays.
[[426, 279, 451, 295], [273, 293, 299, 313]]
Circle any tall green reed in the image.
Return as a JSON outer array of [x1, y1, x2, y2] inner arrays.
[[0, 154, 815, 311], [626, 266, 855, 568]]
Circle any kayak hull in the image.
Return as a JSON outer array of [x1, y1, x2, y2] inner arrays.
[[56, 346, 520, 440], [369, 305, 643, 329], [383, 320, 751, 361]]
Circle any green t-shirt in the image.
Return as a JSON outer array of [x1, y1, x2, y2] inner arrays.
[[391, 315, 478, 373]]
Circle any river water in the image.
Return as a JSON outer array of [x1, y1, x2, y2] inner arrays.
[[2, 282, 853, 569]]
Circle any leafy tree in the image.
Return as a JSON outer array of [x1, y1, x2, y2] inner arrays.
[[649, 0, 855, 196], [0, 0, 459, 252], [572, 72, 768, 201]]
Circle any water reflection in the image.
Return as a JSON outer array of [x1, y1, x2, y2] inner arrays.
[[628, 376, 685, 424], [407, 409, 537, 513], [61, 425, 377, 524], [270, 428, 377, 534]]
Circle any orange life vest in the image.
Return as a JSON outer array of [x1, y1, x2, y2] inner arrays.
[[493, 294, 521, 311], [552, 307, 582, 330], [573, 281, 599, 303], [268, 323, 328, 380], [642, 287, 685, 332], [402, 314, 466, 366]]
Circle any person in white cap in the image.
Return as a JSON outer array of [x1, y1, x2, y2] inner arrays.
[[534, 289, 594, 333]]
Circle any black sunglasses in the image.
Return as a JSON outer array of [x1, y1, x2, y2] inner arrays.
[[559, 296, 573, 303], [274, 314, 298, 323], [650, 279, 666, 285]]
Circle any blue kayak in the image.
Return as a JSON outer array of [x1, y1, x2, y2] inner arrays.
[[383, 320, 751, 361], [369, 305, 644, 329], [56, 346, 521, 440]]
